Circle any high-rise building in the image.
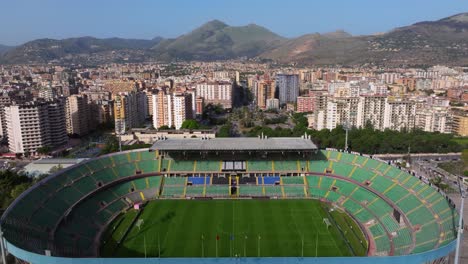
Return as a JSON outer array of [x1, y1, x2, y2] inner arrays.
[[5, 100, 67, 154], [276, 74, 299, 105], [356, 95, 387, 130], [296, 96, 315, 113], [451, 108, 468, 136], [0, 90, 33, 139], [266, 98, 280, 110], [65, 95, 91, 136], [114, 91, 147, 134], [256, 80, 274, 109], [312, 95, 418, 132], [152, 89, 194, 130], [383, 99, 416, 131], [195, 97, 204, 115], [172, 93, 193, 130], [195, 81, 232, 109]]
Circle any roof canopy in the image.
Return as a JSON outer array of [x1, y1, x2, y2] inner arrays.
[[150, 137, 317, 152]]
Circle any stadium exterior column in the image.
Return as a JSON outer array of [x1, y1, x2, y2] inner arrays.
[[0, 229, 7, 264], [454, 195, 465, 264]]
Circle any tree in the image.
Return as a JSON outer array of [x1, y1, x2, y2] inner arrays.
[[217, 124, 232, 137], [37, 146, 51, 155], [0, 170, 33, 209], [181, 119, 200, 129], [49, 164, 64, 174], [10, 183, 30, 200]]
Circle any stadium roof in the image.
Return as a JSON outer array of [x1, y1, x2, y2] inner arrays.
[[150, 137, 317, 152]]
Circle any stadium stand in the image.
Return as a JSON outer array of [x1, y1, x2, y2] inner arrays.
[[0, 145, 459, 261]]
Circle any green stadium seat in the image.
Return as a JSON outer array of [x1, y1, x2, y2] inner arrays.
[[185, 186, 205, 196], [196, 160, 220, 172], [238, 185, 264, 196], [248, 161, 272, 171], [283, 186, 305, 197], [164, 177, 186, 185], [264, 186, 282, 196], [205, 185, 228, 196], [274, 160, 298, 171], [170, 160, 195, 172], [281, 176, 305, 184]]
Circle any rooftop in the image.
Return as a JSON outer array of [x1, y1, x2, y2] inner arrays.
[[150, 137, 317, 152]]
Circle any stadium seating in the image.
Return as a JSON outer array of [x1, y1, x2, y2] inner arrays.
[[282, 186, 305, 197], [274, 160, 298, 171], [187, 177, 206, 185], [170, 160, 195, 172], [248, 161, 272, 171], [262, 176, 280, 185], [196, 161, 220, 172], [0, 148, 459, 259], [238, 185, 264, 196], [281, 176, 305, 184], [205, 185, 229, 196], [264, 186, 283, 196], [185, 186, 204, 196]]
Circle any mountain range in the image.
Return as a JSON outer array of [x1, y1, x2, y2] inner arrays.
[[1, 13, 468, 66]]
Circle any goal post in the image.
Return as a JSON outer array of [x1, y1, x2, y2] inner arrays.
[[323, 218, 331, 229], [136, 219, 145, 231]]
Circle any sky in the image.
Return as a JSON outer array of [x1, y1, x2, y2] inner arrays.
[[1, 0, 468, 45]]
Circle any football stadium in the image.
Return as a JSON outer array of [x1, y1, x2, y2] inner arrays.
[[0, 137, 461, 264]]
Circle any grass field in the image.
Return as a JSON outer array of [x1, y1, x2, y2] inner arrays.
[[100, 199, 367, 258]]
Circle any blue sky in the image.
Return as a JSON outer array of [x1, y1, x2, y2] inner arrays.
[[1, 0, 468, 45]]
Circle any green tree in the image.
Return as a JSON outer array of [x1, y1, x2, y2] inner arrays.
[[10, 183, 31, 200], [37, 146, 51, 154], [181, 119, 200, 129], [217, 124, 232, 137]]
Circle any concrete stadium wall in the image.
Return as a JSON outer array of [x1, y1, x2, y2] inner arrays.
[[4, 238, 457, 264]]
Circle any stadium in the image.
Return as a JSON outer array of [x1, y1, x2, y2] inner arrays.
[[0, 137, 461, 264]]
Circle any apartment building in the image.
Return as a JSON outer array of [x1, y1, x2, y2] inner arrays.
[[195, 81, 233, 109], [5, 100, 67, 154], [65, 94, 90, 136]]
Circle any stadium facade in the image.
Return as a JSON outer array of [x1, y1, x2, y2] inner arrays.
[[0, 137, 460, 264]]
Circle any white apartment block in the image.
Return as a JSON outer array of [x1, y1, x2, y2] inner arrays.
[[5, 100, 67, 154], [383, 100, 416, 131], [152, 91, 193, 130], [416, 106, 451, 133], [313, 96, 420, 132], [195, 82, 232, 109]]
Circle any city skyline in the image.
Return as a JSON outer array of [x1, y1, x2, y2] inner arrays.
[[1, 0, 468, 45]]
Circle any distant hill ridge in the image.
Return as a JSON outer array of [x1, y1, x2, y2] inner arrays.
[[2, 12, 468, 65]]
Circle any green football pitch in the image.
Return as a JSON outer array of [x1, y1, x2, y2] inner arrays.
[[100, 199, 367, 257]]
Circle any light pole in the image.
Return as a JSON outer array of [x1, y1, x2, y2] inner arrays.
[[344, 111, 356, 151]]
